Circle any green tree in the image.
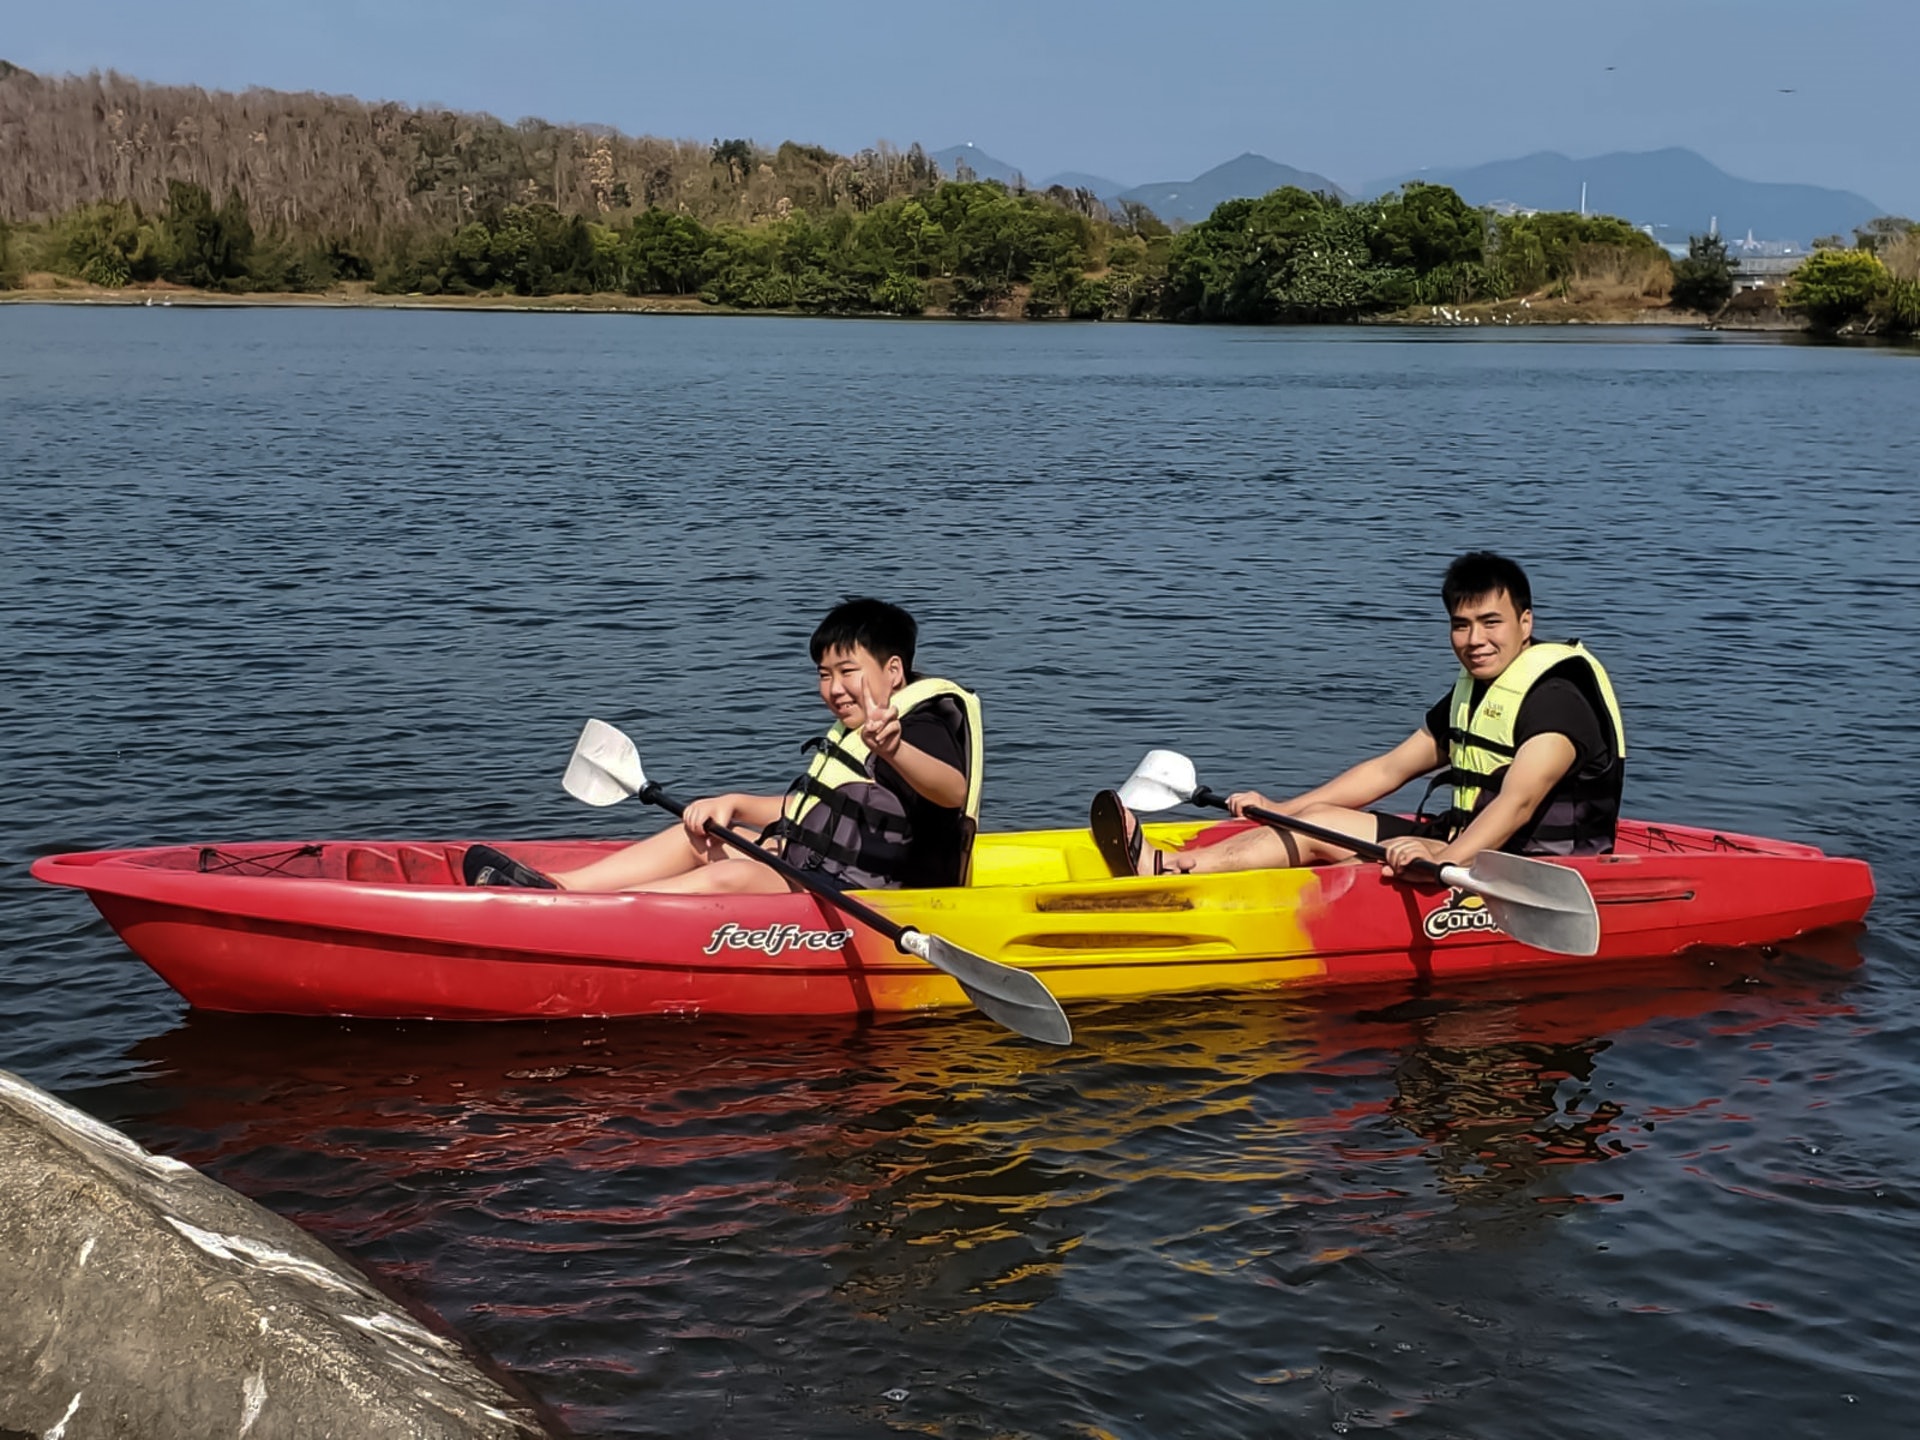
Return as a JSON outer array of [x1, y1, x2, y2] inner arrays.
[[1490, 211, 1662, 295], [1874, 278, 1920, 334], [47, 200, 160, 286], [711, 138, 754, 185], [1370, 183, 1486, 271], [1785, 248, 1886, 328], [1163, 188, 1412, 322], [160, 182, 254, 289], [869, 271, 927, 315], [1669, 233, 1735, 313], [624, 210, 713, 293]]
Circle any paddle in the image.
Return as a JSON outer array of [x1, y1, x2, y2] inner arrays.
[[561, 718, 1072, 1046], [1117, 749, 1601, 957]]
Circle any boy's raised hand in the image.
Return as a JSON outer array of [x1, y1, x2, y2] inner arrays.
[[855, 672, 902, 758]]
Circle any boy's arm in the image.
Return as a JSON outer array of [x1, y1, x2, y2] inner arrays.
[[859, 691, 969, 809], [878, 742, 968, 809]]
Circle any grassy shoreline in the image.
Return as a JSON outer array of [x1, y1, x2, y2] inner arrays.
[[2, 275, 1806, 331]]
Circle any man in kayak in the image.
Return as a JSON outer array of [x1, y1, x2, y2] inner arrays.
[[465, 598, 983, 893], [1090, 551, 1625, 877]]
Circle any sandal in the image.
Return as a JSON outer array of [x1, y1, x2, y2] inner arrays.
[[1090, 790, 1168, 877], [462, 844, 560, 889]]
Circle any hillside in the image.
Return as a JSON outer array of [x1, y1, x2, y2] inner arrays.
[[0, 64, 943, 233], [1368, 148, 1881, 245], [927, 143, 1024, 186], [1116, 153, 1349, 225]]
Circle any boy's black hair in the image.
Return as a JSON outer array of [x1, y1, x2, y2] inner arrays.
[[811, 598, 919, 673], [1442, 551, 1532, 616]]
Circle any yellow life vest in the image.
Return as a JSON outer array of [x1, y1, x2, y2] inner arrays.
[[1444, 641, 1626, 855], [775, 677, 984, 888]]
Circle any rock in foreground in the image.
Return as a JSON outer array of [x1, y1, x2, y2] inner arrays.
[[0, 1068, 549, 1439]]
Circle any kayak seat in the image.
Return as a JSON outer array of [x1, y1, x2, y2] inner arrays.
[[398, 845, 457, 885], [343, 846, 406, 884]]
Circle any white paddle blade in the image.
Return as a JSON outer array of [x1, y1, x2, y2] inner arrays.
[[900, 931, 1073, 1045], [1118, 748, 1200, 813], [1438, 851, 1601, 957], [561, 718, 646, 807]]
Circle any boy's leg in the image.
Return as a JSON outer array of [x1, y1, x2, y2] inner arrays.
[[551, 826, 721, 893], [610, 857, 795, 895]]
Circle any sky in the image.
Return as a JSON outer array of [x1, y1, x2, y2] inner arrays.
[[9, 0, 1917, 215]]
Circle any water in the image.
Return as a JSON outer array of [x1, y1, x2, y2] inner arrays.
[[4, 307, 1918, 1436]]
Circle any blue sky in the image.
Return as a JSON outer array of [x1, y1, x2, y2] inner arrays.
[[10, 0, 1917, 214]]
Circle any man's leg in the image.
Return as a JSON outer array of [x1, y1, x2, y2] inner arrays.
[[1167, 804, 1383, 875]]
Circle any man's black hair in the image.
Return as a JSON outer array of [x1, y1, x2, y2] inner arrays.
[[810, 598, 918, 673], [1442, 552, 1532, 615]]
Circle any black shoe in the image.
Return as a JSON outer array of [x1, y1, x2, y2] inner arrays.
[[462, 844, 559, 889]]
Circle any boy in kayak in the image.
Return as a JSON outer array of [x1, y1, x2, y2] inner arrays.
[[465, 598, 983, 893], [1090, 551, 1625, 877]]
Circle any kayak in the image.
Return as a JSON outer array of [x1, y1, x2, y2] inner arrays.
[[31, 817, 1873, 1023]]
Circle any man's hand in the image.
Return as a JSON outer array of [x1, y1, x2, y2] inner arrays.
[[1226, 790, 1281, 818], [856, 675, 902, 758], [1380, 835, 1448, 878]]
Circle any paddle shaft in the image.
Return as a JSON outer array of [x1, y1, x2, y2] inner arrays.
[[1189, 786, 1445, 883], [636, 782, 919, 948]]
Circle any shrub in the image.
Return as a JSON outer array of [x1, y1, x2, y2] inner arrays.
[[1669, 234, 1735, 313], [1786, 249, 1886, 328]]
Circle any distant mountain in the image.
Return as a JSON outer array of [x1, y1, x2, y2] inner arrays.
[[1041, 170, 1130, 198], [1116, 153, 1349, 225], [1367, 148, 1882, 245], [928, 143, 1025, 186]]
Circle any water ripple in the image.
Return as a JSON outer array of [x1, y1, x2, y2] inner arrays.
[[4, 309, 1919, 1436]]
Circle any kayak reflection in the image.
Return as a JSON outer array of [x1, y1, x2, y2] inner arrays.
[[82, 932, 1864, 1417], [1349, 928, 1865, 1210]]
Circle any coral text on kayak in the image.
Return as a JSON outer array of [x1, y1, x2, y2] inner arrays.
[[704, 922, 857, 957]]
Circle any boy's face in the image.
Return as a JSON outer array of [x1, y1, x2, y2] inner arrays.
[[817, 643, 904, 727]]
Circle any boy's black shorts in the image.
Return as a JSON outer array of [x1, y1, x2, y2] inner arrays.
[[1370, 811, 1451, 843]]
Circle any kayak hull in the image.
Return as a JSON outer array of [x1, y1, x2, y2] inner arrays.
[[30, 820, 1875, 1022]]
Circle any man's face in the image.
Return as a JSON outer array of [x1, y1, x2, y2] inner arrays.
[[1449, 588, 1532, 681], [817, 643, 903, 727]]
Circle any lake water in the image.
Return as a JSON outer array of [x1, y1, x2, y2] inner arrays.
[[3, 306, 1918, 1437]]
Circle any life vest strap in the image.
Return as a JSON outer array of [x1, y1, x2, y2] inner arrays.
[[1448, 727, 1515, 758]]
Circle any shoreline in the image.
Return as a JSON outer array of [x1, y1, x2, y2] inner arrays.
[[0, 280, 1814, 332]]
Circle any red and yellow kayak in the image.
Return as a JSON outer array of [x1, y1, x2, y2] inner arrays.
[[31, 818, 1873, 1022]]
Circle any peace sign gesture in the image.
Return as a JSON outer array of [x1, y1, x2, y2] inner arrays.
[[855, 670, 903, 759]]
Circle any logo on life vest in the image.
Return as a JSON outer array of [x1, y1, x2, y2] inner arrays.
[[1421, 889, 1502, 941], [703, 922, 856, 957]]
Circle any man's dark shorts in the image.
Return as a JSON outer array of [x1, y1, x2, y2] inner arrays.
[[1370, 811, 1450, 843]]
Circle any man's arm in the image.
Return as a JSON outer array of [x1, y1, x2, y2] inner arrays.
[[1436, 732, 1577, 863], [1232, 726, 1445, 817], [1379, 731, 1578, 874]]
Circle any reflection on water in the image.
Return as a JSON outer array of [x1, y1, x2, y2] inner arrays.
[[70, 937, 1867, 1436]]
